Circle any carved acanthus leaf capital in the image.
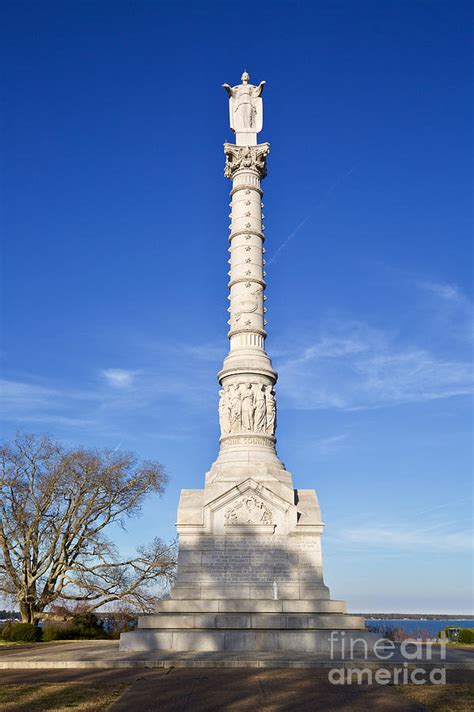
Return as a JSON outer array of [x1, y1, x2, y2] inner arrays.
[[224, 143, 270, 180]]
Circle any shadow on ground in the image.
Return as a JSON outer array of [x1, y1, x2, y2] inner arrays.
[[2, 668, 472, 711]]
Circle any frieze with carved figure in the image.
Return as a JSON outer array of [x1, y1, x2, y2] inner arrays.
[[224, 495, 272, 525], [219, 383, 276, 436]]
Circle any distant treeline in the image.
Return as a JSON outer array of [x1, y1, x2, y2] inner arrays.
[[357, 613, 474, 620], [2, 609, 472, 622], [0, 610, 20, 620]]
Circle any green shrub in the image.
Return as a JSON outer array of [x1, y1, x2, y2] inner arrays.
[[72, 613, 107, 639], [42, 613, 109, 641], [0, 621, 14, 640], [458, 629, 474, 644], [41, 626, 60, 642], [9, 623, 37, 642], [42, 624, 80, 641], [40, 613, 110, 642]]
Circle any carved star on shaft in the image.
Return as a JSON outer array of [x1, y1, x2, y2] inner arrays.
[[245, 270, 251, 275], [245, 282, 251, 288], [245, 258, 251, 263], [245, 234, 251, 240], [245, 246, 251, 252], [245, 320, 252, 326]]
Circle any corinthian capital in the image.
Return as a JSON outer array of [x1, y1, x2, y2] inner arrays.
[[224, 143, 270, 180]]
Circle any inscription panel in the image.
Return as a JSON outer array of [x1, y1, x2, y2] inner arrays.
[[220, 435, 274, 448]]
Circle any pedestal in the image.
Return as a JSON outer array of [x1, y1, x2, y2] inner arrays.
[[120, 472, 368, 652]]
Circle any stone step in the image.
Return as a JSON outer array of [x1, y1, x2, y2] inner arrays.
[[155, 599, 346, 614], [171, 584, 331, 600], [138, 613, 364, 630], [121, 629, 377, 653]]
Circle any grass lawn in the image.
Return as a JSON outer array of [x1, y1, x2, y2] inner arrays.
[[0, 683, 127, 711], [398, 683, 474, 712]]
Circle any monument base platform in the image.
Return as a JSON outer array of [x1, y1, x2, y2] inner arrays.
[[120, 598, 372, 653], [120, 476, 369, 654]]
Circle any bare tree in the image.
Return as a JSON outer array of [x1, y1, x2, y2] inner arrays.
[[0, 433, 176, 623]]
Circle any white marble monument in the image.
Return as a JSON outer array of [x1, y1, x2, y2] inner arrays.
[[121, 73, 370, 653]]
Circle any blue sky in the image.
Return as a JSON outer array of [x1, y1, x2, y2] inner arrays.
[[1, 1, 472, 613]]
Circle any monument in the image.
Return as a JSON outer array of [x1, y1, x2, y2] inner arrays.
[[121, 73, 369, 653]]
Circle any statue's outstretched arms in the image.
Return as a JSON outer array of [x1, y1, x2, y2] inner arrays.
[[222, 83, 234, 97], [254, 80, 266, 96]]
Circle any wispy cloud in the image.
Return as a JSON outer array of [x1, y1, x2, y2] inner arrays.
[[341, 524, 472, 552], [184, 343, 226, 362], [414, 278, 473, 345], [2, 276, 471, 436], [0, 379, 99, 430], [0, 379, 58, 405], [417, 280, 465, 304], [0, 341, 218, 440], [101, 368, 138, 388], [276, 317, 473, 411], [314, 434, 348, 454], [325, 496, 473, 560]]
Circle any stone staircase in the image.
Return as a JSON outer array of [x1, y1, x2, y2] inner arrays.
[[120, 598, 367, 652]]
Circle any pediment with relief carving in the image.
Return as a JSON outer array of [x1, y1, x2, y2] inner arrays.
[[224, 494, 272, 526]]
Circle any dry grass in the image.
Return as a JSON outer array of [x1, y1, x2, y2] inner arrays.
[[398, 683, 474, 712], [0, 683, 127, 711]]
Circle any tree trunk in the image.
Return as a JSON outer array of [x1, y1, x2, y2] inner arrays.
[[19, 600, 35, 624]]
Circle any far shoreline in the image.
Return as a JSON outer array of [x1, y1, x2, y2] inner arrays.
[[353, 613, 474, 620]]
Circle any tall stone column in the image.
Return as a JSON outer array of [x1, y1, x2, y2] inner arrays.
[[120, 72, 370, 654], [208, 81, 289, 490]]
